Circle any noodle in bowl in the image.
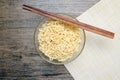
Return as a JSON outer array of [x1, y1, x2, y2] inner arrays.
[[34, 14, 86, 64]]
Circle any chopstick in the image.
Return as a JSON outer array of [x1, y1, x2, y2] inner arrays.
[[23, 4, 114, 39]]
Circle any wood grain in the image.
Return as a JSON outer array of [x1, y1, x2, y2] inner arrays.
[[0, 0, 99, 80]]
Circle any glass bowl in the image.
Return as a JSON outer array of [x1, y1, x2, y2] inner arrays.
[[34, 14, 86, 65]]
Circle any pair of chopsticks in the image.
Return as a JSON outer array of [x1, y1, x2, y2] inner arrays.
[[23, 4, 114, 39]]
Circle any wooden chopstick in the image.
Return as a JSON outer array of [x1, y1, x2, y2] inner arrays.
[[23, 4, 114, 39]]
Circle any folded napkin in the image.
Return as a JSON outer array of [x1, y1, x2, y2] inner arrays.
[[65, 0, 120, 80]]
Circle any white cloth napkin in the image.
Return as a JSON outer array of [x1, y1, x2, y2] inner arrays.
[[65, 0, 120, 80]]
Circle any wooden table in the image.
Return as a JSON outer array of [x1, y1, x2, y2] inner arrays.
[[0, 0, 99, 80]]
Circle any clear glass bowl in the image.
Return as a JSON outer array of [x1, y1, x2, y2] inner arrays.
[[34, 14, 86, 65]]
